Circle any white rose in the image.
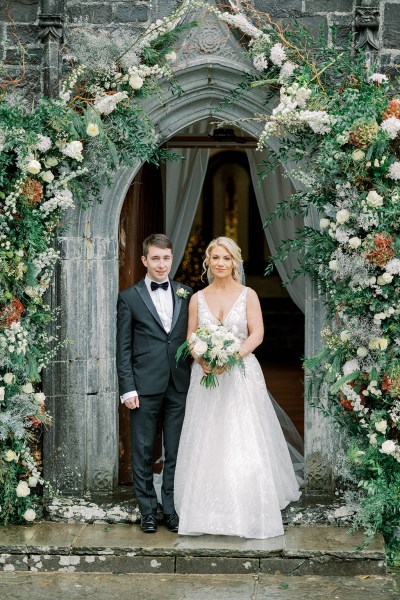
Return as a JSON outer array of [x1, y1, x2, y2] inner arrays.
[[375, 419, 387, 433], [3, 373, 14, 384], [36, 134, 52, 152], [28, 476, 38, 487], [320, 218, 330, 229], [41, 170, 54, 183], [382, 272, 393, 284], [348, 237, 361, 249], [34, 392, 46, 405], [27, 159, 41, 174], [329, 260, 338, 271], [357, 346, 368, 358], [5, 450, 18, 462], [45, 156, 58, 167], [86, 123, 99, 137], [352, 149, 365, 161], [23, 508, 36, 522], [16, 481, 30, 498], [0, 387, 4, 401], [21, 383, 34, 394], [380, 440, 396, 454], [193, 340, 208, 356], [165, 51, 177, 62], [336, 209, 350, 224], [368, 433, 377, 445], [366, 190, 384, 208], [129, 75, 144, 90]]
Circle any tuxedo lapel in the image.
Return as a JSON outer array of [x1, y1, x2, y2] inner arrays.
[[170, 280, 182, 332], [136, 280, 164, 330]]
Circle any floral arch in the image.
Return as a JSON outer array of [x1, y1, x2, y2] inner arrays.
[[0, 1, 399, 560]]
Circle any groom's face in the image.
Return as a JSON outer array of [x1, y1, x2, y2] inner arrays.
[[142, 245, 173, 282]]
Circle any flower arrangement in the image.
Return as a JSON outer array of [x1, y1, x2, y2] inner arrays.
[[176, 323, 244, 388], [199, 0, 400, 561], [0, 6, 197, 525]]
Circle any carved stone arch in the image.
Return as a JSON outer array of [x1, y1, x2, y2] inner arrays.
[[43, 54, 333, 499]]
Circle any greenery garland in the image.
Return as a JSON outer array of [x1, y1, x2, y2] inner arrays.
[[1, 0, 399, 563], [0, 5, 197, 525]]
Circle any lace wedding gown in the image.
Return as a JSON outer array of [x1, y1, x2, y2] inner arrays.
[[174, 288, 301, 539]]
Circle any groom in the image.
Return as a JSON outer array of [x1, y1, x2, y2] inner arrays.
[[116, 234, 192, 533]]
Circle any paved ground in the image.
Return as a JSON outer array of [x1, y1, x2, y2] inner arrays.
[[0, 572, 398, 600]]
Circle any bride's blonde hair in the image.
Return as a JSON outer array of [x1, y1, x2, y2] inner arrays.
[[202, 237, 243, 284]]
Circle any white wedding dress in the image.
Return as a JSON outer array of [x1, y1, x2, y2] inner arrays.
[[174, 288, 301, 539]]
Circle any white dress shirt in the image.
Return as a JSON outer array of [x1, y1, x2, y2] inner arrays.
[[120, 275, 174, 403]]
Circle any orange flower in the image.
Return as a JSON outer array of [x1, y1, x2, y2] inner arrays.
[[21, 177, 43, 205], [382, 99, 400, 120], [0, 298, 24, 327], [364, 233, 395, 268]]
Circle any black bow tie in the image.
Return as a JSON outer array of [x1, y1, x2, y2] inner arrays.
[[151, 281, 169, 291]]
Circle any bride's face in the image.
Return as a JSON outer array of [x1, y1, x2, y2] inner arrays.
[[209, 245, 233, 280]]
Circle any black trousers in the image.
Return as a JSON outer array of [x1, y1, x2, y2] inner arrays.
[[129, 376, 187, 515]]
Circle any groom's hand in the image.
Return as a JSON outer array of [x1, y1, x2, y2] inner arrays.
[[125, 396, 140, 410]]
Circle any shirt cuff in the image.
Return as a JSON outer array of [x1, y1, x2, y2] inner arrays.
[[120, 391, 138, 404]]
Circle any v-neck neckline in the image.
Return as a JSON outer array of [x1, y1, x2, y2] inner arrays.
[[200, 288, 245, 325]]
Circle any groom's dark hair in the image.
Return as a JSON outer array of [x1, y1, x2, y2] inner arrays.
[[143, 234, 173, 257]]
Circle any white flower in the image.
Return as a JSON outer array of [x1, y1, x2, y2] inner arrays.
[[21, 383, 34, 394], [279, 61, 297, 82], [320, 218, 330, 229], [352, 149, 365, 161], [329, 259, 338, 271], [375, 419, 387, 433], [26, 159, 41, 174], [336, 209, 350, 224], [44, 156, 58, 167], [176, 287, 189, 299], [369, 73, 388, 84], [5, 450, 18, 462], [165, 51, 177, 62], [3, 372, 14, 384], [23, 508, 36, 522], [34, 392, 46, 405], [270, 43, 286, 66], [28, 476, 38, 487], [16, 481, 30, 498], [193, 340, 208, 356], [342, 359, 359, 375], [377, 273, 393, 285], [388, 161, 400, 181], [381, 116, 400, 139], [366, 190, 383, 208], [253, 53, 268, 71], [299, 110, 332, 134], [385, 258, 400, 275], [380, 439, 396, 454], [368, 432, 377, 445], [349, 237, 361, 249], [86, 123, 99, 137], [357, 346, 368, 358], [340, 330, 351, 342], [129, 75, 144, 90], [61, 140, 83, 162], [36, 134, 52, 152], [0, 386, 5, 401], [369, 337, 389, 350], [94, 91, 128, 115], [40, 170, 54, 183]]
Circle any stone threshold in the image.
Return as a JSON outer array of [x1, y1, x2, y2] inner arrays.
[[0, 523, 386, 576]]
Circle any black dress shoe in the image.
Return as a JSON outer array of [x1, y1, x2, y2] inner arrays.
[[141, 513, 158, 533], [163, 513, 179, 533]]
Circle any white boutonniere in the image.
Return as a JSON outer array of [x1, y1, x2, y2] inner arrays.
[[176, 287, 189, 299]]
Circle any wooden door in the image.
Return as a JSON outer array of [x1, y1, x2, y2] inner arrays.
[[118, 163, 164, 484]]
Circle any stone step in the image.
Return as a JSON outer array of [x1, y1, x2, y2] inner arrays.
[[0, 524, 386, 576]]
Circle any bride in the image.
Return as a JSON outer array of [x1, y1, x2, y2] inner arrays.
[[174, 236, 301, 539]]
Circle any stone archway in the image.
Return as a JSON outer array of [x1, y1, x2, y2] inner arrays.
[[43, 28, 333, 500]]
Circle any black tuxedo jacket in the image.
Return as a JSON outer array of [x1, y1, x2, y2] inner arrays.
[[116, 278, 192, 396]]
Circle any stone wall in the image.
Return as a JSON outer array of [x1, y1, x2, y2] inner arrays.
[[1, 1, 399, 98]]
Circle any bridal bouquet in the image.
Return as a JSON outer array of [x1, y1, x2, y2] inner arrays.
[[176, 324, 245, 388]]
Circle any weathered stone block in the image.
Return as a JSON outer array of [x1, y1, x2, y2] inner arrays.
[[297, 15, 328, 40], [305, 0, 353, 12], [260, 555, 386, 576], [6, 24, 40, 46], [254, 0, 302, 17], [383, 4, 400, 49], [5, 47, 43, 66], [113, 3, 149, 23], [0, 554, 28, 572], [67, 4, 113, 25], [0, 0, 39, 24], [176, 556, 259, 574], [330, 14, 354, 49], [28, 553, 175, 573]]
